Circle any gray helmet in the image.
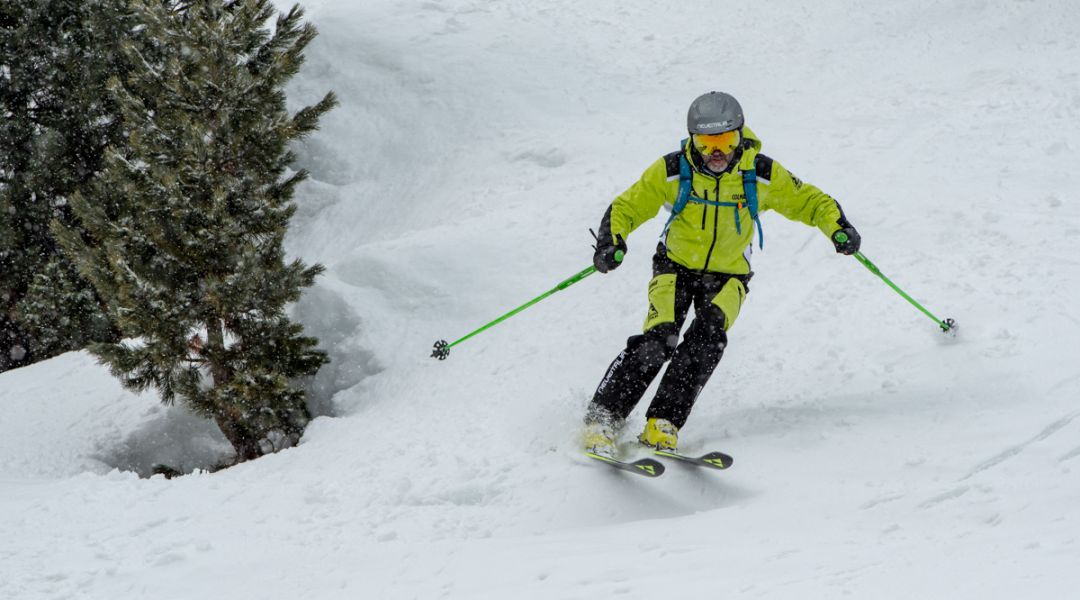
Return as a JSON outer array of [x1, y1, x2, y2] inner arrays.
[[687, 91, 744, 134]]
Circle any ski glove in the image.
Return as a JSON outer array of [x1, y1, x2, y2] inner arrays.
[[831, 226, 861, 255], [593, 234, 627, 273]]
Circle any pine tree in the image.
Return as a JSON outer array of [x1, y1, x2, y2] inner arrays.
[[56, 0, 337, 462], [0, 0, 126, 370]]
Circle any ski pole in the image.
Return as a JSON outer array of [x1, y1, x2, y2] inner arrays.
[[431, 251, 623, 360], [835, 232, 957, 336]]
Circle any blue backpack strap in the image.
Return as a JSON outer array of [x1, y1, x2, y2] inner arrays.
[[660, 140, 693, 238], [741, 168, 764, 249]]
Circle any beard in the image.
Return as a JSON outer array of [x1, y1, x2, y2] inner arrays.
[[704, 153, 733, 174]]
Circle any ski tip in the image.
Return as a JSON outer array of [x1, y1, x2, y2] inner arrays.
[[632, 459, 665, 477], [654, 449, 734, 470], [700, 451, 734, 469]]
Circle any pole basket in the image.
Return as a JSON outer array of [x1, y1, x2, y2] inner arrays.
[[431, 339, 450, 360]]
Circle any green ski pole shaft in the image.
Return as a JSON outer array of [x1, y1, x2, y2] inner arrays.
[[835, 233, 955, 333], [431, 251, 623, 359]]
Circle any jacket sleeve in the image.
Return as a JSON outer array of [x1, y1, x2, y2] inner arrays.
[[757, 155, 850, 238], [596, 156, 672, 247]]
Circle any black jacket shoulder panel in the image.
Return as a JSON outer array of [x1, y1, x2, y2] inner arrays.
[[754, 153, 774, 182], [663, 151, 682, 179]]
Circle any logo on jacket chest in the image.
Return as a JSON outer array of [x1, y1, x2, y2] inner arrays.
[[693, 188, 746, 202]]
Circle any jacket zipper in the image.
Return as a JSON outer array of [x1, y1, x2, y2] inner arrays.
[[703, 177, 721, 270], [700, 189, 708, 229]]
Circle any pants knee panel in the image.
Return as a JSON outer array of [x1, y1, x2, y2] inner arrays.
[[710, 277, 747, 330], [642, 273, 678, 332]]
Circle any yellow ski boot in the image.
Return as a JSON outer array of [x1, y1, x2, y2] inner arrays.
[[583, 421, 617, 458], [638, 418, 678, 452]]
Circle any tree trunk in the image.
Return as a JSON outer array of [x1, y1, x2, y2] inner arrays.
[[205, 318, 230, 389], [205, 318, 261, 462], [213, 408, 263, 462]]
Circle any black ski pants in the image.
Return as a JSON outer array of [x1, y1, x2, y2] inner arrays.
[[588, 246, 749, 430]]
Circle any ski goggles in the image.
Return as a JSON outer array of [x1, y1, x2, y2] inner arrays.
[[692, 130, 741, 156]]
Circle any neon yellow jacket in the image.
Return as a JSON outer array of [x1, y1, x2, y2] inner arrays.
[[600, 127, 848, 274]]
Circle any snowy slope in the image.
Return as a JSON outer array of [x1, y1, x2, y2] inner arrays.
[[4, 1, 1080, 598]]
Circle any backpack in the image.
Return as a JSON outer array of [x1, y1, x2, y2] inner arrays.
[[660, 139, 764, 249]]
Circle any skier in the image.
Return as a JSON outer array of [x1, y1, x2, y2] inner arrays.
[[584, 91, 861, 458]]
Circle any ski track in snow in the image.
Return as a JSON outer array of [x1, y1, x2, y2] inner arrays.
[[958, 410, 1080, 482], [4, 0, 1080, 598]]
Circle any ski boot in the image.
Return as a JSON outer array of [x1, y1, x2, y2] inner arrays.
[[583, 405, 620, 458], [638, 418, 678, 452], [583, 421, 617, 458]]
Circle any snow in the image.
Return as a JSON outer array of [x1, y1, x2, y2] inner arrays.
[[4, 0, 1080, 598]]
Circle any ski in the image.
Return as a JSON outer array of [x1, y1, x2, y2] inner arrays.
[[585, 452, 665, 477], [654, 449, 734, 470]]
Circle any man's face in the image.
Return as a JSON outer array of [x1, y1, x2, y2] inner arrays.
[[704, 148, 736, 173], [692, 130, 741, 173]]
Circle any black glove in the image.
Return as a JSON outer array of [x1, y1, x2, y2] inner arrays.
[[831, 226, 861, 255], [593, 233, 627, 273]]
